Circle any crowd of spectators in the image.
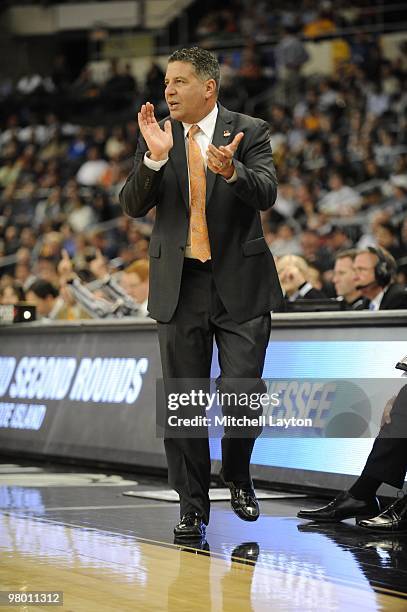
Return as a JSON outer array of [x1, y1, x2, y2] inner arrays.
[[0, 56, 166, 125], [194, 0, 406, 47], [0, 105, 154, 320], [0, 3, 407, 320]]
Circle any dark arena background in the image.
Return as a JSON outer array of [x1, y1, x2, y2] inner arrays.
[[1, 1, 407, 609]]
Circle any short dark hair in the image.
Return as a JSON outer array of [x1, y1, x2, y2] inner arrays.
[[28, 279, 58, 299], [168, 47, 220, 92]]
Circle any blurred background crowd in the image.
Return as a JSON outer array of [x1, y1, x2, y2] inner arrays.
[[0, 0, 406, 319]]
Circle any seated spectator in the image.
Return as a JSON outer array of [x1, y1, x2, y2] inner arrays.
[[299, 229, 333, 273], [103, 60, 131, 99], [302, 4, 336, 39], [34, 186, 63, 229], [33, 257, 60, 287], [0, 282, 25, 305], [326, 226, 352, 254], [76, 146, 108, 186], [373, 222, 404, 261], [71, 67, 99, 99], [318, 171, 361, 216], [268, 223, 301, 257], [277, 255, 326, 302], [104, 127, 127, 161], [66, 197, 97, 233], [67, 128, 88, 162], [120, 259, 150, 316], [332, 249, 368, 310], [14, 263, 34, 290], [25, 279, 61, 320], [354, 247, 407, 310]]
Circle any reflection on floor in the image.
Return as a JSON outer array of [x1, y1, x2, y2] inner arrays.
[[1, 463, 406, 611]]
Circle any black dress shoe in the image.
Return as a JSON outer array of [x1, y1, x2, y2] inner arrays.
[[173, 512, 206, 539], [297, 491, 380, 522], [225, 481, 259, 521], [357, 495, 407, 533], [231, 542, 260, 564]]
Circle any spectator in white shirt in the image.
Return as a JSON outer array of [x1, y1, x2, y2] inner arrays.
[[76, 146, 108, 186], [318, 171, 361, 216]]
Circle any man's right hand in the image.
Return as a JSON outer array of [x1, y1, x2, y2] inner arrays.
[[138, 102, 173, 161], [280, 265, 306, 296]]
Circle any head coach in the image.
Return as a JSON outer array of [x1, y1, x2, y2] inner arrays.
[[120, 47, 283, 540]]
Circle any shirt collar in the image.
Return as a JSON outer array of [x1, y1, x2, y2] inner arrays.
[[182, 104, 218, 140], [370, 288, 385, 311]]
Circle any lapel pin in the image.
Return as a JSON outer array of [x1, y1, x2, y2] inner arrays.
[[223, 130, 231, 137]]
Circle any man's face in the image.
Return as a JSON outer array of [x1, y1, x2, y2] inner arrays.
[[26, 291, 53, 317], [300, 232, 319, 257], [1, 286, 20, 305], [353, 253, 376, 293], [121, 272, 148, 304], [164, 61, 215, 123], [333, 257, 357, 298], [329, 174, 342, 191]]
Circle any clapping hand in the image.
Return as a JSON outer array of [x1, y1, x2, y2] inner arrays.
[[89, 248, 109, 280], [58, 249, 75, 283], [138, 102, 173, 161], [207, 132, 244, 179]]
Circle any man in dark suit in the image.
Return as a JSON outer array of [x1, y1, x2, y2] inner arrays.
[[353, 247, 407, 310], [298, 379, 407, 532], [120, 47, 283, 539], [332, 249, 368, 310]]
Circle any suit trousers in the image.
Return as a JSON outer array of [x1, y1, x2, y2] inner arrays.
[[157, 257, 271, 524], [362, 384, 407, 489]]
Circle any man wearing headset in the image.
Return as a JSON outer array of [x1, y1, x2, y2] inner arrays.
[[353, 247, 407, 310]]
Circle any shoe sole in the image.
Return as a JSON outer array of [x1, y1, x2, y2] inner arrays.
[[297, 513, 378, 523], [356, 524, 407, 533]]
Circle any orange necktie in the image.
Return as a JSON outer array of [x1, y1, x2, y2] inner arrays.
[[187, 125, 211, 262]]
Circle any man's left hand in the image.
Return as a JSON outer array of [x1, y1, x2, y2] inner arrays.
[[207, 132, 244, 179], [381, 395, 396, 427]]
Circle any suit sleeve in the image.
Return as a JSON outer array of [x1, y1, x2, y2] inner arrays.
[[119, 133, 165, 218], [230, 120, 278, 211]]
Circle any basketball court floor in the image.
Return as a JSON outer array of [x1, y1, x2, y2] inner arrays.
[[1, 462, 406, 611]]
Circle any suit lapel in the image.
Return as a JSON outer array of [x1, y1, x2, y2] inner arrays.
[[206, 105, 234, 208], [169, 120, 189, 211]]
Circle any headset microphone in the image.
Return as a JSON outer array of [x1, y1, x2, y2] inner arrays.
[[355, 280, 378, 290]]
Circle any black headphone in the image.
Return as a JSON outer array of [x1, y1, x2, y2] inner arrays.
[[367, 247, 394, 287]]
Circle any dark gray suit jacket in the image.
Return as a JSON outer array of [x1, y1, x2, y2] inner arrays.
[[120, 104, 284, 323], [380, 283, 407, 310]]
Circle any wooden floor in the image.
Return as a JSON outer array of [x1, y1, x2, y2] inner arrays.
[[1, 464, 407, 611]]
